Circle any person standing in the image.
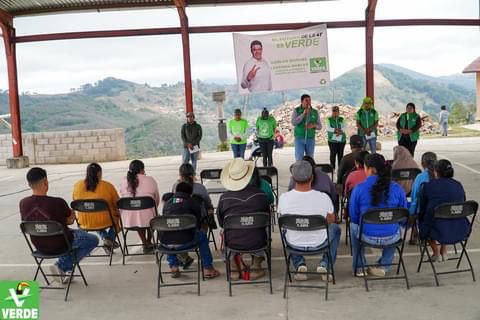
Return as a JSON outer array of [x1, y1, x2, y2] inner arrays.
[[228, 109, 249, 159], [256, 108, 277, 167], [291, 94, 322, 161], [326, 105, 346, 170], [396, 102, 422, 157], [355, 97, 379, 154], [181, 112, 202, 174], [439, 105, 449, 136]]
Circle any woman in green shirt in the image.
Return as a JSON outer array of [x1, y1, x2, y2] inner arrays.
[[228, 109, 249, 159], [396, 102, 422, 157], [255, 108, 277, 167], [326, 105, 346, 169]]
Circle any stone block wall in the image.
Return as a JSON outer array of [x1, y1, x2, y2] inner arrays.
[[0, 128, 126, 165]]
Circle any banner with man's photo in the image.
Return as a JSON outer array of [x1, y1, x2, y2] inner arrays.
[[232, 24, 330, 94]]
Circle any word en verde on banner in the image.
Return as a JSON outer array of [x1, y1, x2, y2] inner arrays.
[[233, 24, 330, 94], [0, 281, 39, 320]]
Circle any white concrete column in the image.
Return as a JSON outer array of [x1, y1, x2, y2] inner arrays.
[[476, 73, 480, 121]]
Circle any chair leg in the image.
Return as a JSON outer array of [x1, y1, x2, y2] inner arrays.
[[116, 233, 125, 266], [208, 228, 218, 251], [358, 246, 369, 292], [396, 247, 402, 275], [417, 243, 427, 273], [76, 262, 88, 286], [34, 258, 50, 285], [397, 247, 410, 290], [226, 252, 233, 297], [425, 246, 440, 286], [328, 250, 336, 285], [64, 264, 77, 302], [460, 242, 476, 282], [157, 253, 163, 298], [266, 249, 273, 294], [325, 252, 330, 301], [196, 250, 201, 296]]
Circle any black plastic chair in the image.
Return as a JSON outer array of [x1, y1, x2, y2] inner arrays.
[[150, 214, 202, 298], [116, 196, 158, 264], [200, 169, 225, 195], [316, 163, 334, 180], [355, 207, 410, 291], [223, 212, 272, 296], [417, 201, 478, 286], [71, 199, 125, 266], [20, 221, 88, 301], [279, 215, 335, 300], [391, 168, 422, 183], [192, 194, 218, 250]]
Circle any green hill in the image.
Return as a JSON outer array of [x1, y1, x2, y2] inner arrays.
[[0, 64, 475, 158]]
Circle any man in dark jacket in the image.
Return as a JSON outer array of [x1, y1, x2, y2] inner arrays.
[[162, 182, 220, 279], [181, 112, 202, 174]]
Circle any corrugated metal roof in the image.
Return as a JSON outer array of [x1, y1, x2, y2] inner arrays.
[[463, 56, 480, 73], [0, 0, 324, 17]]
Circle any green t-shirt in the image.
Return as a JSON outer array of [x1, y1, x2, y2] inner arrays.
[[256, 116, 277, 139], [228, 118, 249, 144]]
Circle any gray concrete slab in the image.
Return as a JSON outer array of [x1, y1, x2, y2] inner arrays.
[[1, 136, 480, 319]]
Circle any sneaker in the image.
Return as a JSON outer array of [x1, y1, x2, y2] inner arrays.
[[353, 270, 366, 277], [368, 267, 386, 277], [441, 253, 449, 262], [49, 264, 68, 284], [316, 266, 332, 282], [103, 238, 120, 249], [294, 265, 308, 281], [182, 256, 194, 270], [103, 244, 113, 255]]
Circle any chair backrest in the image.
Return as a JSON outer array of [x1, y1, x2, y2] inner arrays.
[[223, 212, 270, 230], [257, 166, 278, 180], [117, 196, 157, 212], [279, 214, 328, 232], [361, 207, 409, 225], [200, 169, 222, 184], [391, 168, 421, 181], [433, 201, 478, 220], [71, 199, 109, 212], [20, 220, 65, 237], [150, 214, 197, 232]]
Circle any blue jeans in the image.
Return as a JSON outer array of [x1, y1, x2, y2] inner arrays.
[[166, 230, 213, 269], [350, 223, 400, 273], [231, 143, 246, 159], [97, 227, 116, 241], [294, 137, 315, 161], [289, 223, 341, 271], [57, 230, 99, 272], [182, 148, 199, 173], [363, 136, 377, 154], [441, 122, 448, 136]]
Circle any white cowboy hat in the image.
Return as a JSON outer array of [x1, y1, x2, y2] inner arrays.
[[220, 158, 255, 191]]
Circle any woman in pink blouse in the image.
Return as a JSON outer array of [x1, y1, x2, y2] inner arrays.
[[119, 160, 160, 253]]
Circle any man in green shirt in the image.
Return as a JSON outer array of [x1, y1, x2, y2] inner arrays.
[[291, 94, 322, 161], [355, 96, 379, 153], [255, 108, 277, 167], [228, 109, 249, 159]]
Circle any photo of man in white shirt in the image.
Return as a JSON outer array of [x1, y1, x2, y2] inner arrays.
[[241, 40, 272, 93]]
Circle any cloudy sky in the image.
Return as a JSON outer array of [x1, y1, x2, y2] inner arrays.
[[0, 0, 478, 93]]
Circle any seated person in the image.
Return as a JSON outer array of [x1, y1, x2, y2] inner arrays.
[[274, 129, 285, 149], [119, 159, 159, 253], [253, 167, 275, 206], [419, 159, 467, 262], [278, 160, 341, 281], [344, 151, 369, 194], [20, 167, 98, 283], [392, 145, 419, 195], [72, 163, 120, 254], [349, 153, 408, 277], [288, 156, 336, 200], [162, 182, 220, 279], [408, 152, 437, 244], [337, 134, 364, 185], [217, 158, 270, 280]]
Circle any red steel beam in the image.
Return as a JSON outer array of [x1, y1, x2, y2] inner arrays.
[[365, 0, 377, 102], [14, 19, 479, 43], [0, 16, 23, 157], [174, 0, 193, 114]]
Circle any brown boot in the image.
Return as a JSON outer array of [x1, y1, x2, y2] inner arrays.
[[250, 256, 266, 280]]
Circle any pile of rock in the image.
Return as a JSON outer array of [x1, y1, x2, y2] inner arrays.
[[272, 101, 441, 145]]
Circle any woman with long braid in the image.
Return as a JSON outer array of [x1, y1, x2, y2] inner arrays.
[[349, 154, 408, 277], [119, 160, 160, 253], [73, 163, 121, 254]]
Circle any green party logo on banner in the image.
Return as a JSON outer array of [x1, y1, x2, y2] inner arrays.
[[309, 57, 327, 73], [0, 281, 39, 320]]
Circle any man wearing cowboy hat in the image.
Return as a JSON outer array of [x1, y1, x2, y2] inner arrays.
[[217, 158, 270, 280]]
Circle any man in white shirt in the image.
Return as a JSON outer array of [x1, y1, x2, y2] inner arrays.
[[241, 40, 272, 93], [278, 160, 341, 281]]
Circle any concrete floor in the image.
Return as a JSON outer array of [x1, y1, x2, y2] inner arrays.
[[1, 136, 480, 319]]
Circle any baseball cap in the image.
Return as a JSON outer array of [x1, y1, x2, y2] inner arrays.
[[290, 160, 313, 183], [349, 134, 364, 148]]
